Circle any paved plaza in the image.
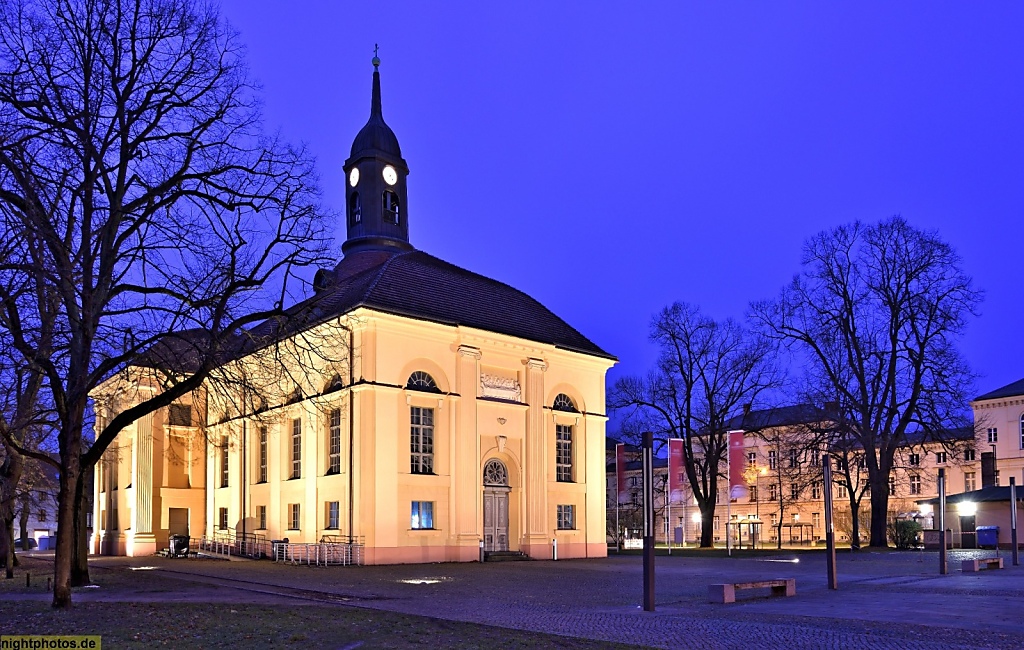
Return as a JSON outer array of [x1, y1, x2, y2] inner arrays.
[[17, 548, 1024, 648]]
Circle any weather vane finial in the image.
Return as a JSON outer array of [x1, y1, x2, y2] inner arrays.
[[372, 44, 380, 69]]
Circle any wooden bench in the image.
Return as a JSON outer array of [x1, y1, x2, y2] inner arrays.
[[962, 558, 1003, 572], [708, 578, 796, 604]]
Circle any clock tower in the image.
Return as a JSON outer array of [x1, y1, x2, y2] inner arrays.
[[342, 53, 412, 255]]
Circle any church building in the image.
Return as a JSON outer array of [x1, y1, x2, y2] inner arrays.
[[90, 58, 616, 564]]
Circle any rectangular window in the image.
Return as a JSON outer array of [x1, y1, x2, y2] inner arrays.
[[835, 457, 846, 471], [908, 453, 920, 467], [218, 507, 228, 531], [964, 448, 976, 461], [629, 476, 639, 487], [556, 424, 573, 482], [328, 408, 342, 474], [790, 483, 800, 500], [713, 516, 720, 531], [749, 486, 758, 502], [557, 504, 575, 530], [909, 474, 921, 495], [889, 477, 896, 496], [987, 427, 998, 444], [810, 453, 821, 467], [811, 482, 821, 499], [410, 407, 434, 474], [768, 450, 777, 470], [258, 427, 268, 483], [38, 510, 47, 522], [257, 505, 267, 530], [220, 435, 229, 488], [168, 403, 192, 427], [788, 448, 799, 468], [289, 503, 301, 530], [965, 471, 976, 492], [746, 451, 756, 466], [768, 483, 778, 501], [812, 512, 821, 530], [411, 501, 434, 529], [935, 451, 947, 464], [326, 501, 340, 530], [837, 484, 848, 499], [677, 472, 685, 485], [291, 418, 302, 479]]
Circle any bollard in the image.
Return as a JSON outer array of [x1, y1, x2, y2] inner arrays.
[[47, 577, 51, 591], [552, 538, 558, 561], [26, 573, 30, 588], [479, 539, 485, 563]]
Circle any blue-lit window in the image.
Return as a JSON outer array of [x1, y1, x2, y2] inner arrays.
[[411, 501, 434, 529]]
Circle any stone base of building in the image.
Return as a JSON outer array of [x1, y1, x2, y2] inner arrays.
[[127, 532, 157, 557]]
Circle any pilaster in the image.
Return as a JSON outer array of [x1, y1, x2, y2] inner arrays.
[[455, 345, 482, 546], [523, 357, 549, 552], [128, 412, 156, 556]]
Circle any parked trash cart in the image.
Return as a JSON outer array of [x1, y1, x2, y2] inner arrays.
[[977, 526, 999, 549], [169, 534, 191, 558]]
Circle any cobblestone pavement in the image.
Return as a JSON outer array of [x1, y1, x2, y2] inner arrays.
[[80, 549, 1024, 649]]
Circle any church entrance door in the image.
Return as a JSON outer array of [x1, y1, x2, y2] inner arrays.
[[483, 459, 510, 552]]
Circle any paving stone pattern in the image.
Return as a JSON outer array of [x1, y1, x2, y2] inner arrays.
[[89, 549, 1024, 649]]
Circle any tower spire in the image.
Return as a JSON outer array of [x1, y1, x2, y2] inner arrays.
[[371, 44, 382, 119]]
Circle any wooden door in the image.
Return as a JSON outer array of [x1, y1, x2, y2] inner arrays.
[[483, 488, 509, 552]]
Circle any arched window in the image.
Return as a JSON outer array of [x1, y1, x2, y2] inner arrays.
[[1020, 413, 1024, 450], [552, 393, 578, 412], [349, 192, 361, 225], [406, 371, 439, 393], [383, 190, 400, 225], [483, 459, 508, 486]]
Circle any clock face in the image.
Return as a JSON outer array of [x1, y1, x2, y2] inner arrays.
[[382, 165, 398, 186], [348, 168, 359, 187]]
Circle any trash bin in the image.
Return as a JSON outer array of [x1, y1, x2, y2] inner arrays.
[[977, 526, 999, 549], [37, 537, 49, 551], [169, 534, 191, 558]]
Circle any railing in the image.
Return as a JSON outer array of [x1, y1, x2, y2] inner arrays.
[[272, 538, 364, 566], [198, 530, 269, 559]]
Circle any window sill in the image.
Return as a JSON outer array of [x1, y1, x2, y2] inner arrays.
[[409, 528, 438, 532], [325, 470, 341, 477], [288, 476, 302, 481]]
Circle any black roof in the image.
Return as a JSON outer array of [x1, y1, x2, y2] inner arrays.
[[975, 378, 1024, 402], [918, 485, 1024, 505], [725, 404, 827, 431], [248, 249, 613, 360]]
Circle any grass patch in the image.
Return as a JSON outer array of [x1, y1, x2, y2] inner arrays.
[[0, 600, 641, 649]]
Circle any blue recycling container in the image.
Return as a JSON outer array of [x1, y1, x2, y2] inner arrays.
[[976, 526, 999, 549]]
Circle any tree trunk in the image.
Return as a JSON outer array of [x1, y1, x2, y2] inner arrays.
[[71, 474, 90, 586], [849, 498, 861, 550], [1, 518, 13, 576], [868, 474, 890, 548], [52, 424, 83, 609], [18, 495, 29, 553], [699, 501, 715, 548]]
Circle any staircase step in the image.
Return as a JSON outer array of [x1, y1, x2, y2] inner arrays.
[[484, 551, 530, 562]]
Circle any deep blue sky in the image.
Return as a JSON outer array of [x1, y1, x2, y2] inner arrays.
[[218, 1, 1024, 401]]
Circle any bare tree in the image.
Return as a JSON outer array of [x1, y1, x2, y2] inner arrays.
[[752, 216, 980, 547], [610, 302, 781, 547], [0, 0, 328, 607]]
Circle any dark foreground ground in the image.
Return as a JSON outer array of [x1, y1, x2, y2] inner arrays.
[[2, 547, 1022, 649]]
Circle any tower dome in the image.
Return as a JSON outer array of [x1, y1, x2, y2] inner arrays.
[[341, 52, 412, 256]]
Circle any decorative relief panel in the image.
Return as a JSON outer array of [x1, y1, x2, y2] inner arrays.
[[480, 372, 522, 402]]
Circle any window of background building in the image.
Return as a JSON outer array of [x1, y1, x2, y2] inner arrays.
[[747, 451, 756, 466], [811, 482, 821, 499], [328, 408, 342, 474], [258, 427, 268, 483], [988, 427, 998, 444], [810, 453, 821, 467], [38, 510, 47, 522], [713, 516, 719, 531], [1020, 414, 1024, 449], [768, 483, 778, 501], [218, 507, 228, 530], [935, 451, 947, 464], [291, 418, 301, 479], [556, 424, 573, 482], [410, 406, 434, 474], [908, 453, 920, 466], [790, 483, 800, 500], [964, 448, 976, 461], [749, 486, 758, 503], [168, 403, 192, 427], [909, 474, 921, 495], [557, 504, 575, 530], [257, 505, 266, 530], [812, 512, 821, 530], [326, 501, 340, 530], [411, 501, 433, 529], [220, 435, 229, 488], [788, 448, 799, 468], [965, 472, 976, 492], [889, 477, 896, 496], [289, 503, 300, 530], [768, 450, 777, 470], [837, 484, 848, 499]]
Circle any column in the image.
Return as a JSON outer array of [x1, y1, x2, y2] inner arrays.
[[523, 357, 548, 557], [128, 412, 157, 556]]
